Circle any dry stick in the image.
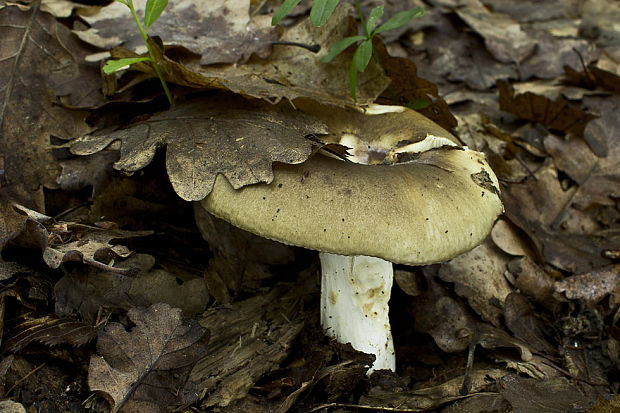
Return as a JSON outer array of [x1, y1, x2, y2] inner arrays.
[[5, 363, 46, 396]]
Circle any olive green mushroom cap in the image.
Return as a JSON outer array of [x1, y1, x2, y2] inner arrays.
[[200, 147, 503, 265]]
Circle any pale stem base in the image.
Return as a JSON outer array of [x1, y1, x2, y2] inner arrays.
[[319, 253, 395, 373]]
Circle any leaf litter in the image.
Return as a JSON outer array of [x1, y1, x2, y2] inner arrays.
[[0, 0, 620, 411]]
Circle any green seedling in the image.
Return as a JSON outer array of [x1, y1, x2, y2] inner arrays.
[[103, 0, 173, 105], [272, 0, 424, 101]]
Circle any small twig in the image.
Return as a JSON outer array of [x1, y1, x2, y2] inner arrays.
[[5, 363, 46, 396]]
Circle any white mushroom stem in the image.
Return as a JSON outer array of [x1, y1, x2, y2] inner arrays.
[[319, 253, 395, 373]]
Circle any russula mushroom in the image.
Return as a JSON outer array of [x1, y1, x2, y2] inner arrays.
[[196, 105, 503, 373]]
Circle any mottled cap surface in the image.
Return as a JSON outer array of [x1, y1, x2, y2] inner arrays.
[[200, 147, 503, 265]]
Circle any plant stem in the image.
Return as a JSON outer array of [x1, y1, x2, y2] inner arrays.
[[127, 0, 173, 105], [354, 0, 370, 38]]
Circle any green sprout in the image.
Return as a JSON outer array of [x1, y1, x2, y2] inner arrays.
[[272, 0, 424, 101], [102, 0, 173, 105]]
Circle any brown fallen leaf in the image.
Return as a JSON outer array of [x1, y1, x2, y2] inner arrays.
[[0, 5, 92, 209], [88, 303, 209, 413], [2, 316, 96, 353], [498, 80, 597, 138], [75, 0, 279, 65], [70, 96, 328, 201]]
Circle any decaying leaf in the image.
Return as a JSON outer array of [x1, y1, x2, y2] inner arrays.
[[0, 5, 91, 208], [71, 97, 328, 201], [555, 264, 620, 305], [2, 316, 96, 353], [76, 0, 279, 65], [42, 223, 151, 270], [88, 303, 209, 413]]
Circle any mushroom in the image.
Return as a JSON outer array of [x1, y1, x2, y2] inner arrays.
[[196, 105, 503, 373]]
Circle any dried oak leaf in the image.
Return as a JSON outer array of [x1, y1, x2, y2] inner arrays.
[[498, 81, 597, 138], [0, 5, 92, 208], [89, 303, 209, 413], [70, 97, 328, 201], [75, 0, 278, 65], [3, 316, 96, 353]]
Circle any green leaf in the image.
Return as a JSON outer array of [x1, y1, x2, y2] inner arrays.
[[310, 0, 339, 27], [365, 6, 384, 34], [102, 57, 151, 74], [374, 7, 423, 35], [353, 39, 372, 72], [271, 0, 302, 25], [320, 35, 365, 63], [144, 0, 168, 31], [349, 59, 358, 102], [114, 0, 130, 6]]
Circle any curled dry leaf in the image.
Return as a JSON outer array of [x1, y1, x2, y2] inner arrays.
[[507, 256, 558, 310], [491, 218, 533, 257], [88, 303, 209, 413], [2, 316, 96, 353], [71, 97, 328, 201], [75, 0, 279, 65]]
